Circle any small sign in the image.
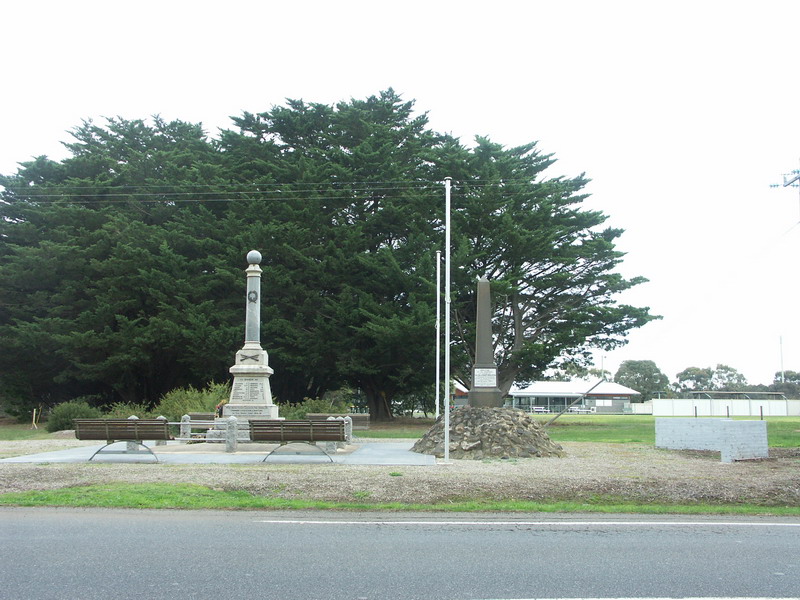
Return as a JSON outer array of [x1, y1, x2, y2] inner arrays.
[[473, 368, 497, 388]]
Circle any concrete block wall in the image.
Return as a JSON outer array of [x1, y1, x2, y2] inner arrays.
[[656, 418, 721, 451], [718, 420, 769, 462], [655, 418, 768, 463]]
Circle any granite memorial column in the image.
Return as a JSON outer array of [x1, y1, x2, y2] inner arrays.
[[224, 250, 279, 421]]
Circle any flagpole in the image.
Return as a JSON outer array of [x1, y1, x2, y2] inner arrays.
[[443, 178, 452, 463], [435, 250, 441, 419]]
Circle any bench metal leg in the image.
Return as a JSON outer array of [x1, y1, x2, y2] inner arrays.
[[88, 441, 159, 462], [261, 442, 334, 463]]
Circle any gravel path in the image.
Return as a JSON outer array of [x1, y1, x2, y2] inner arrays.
[[1, 439, 798, 507]]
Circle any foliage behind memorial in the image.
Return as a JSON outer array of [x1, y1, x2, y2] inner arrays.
[[153, 383, 229, 421], [277, 396, 352, 420], [0, 90, 656, 420], [45, 400, 101, 433]]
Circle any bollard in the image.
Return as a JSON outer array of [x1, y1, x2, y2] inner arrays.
[[344, 416, 353, 443], [328, 415, 351, 449], [225, 416, 238, 453], [180, 414, 191, 440], [127, 415, 139, 452]]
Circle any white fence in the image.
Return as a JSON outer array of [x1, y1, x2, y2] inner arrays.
[[651, 398, 800, 417]]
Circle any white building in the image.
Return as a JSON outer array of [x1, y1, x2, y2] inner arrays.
[[507, 380, 641, 414]]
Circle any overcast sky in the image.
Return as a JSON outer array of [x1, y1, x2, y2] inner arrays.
[[3, 0, 799, 386]]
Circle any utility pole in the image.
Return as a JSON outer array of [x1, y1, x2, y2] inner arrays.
[[770, 163, 800, 219], [770, 163, 797, 386]]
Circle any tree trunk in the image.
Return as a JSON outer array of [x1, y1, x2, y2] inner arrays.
[[362, 380, 395, 422], [497, 291, 525, 395]]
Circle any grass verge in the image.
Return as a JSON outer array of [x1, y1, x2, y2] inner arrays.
[[1, 482, 798, 516]]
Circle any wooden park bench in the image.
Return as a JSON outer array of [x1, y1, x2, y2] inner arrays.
[[249, 419, 346, 462], [73, 418, 172, 462], [188, 412, 216, 422]]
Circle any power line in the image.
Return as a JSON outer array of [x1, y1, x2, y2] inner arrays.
[[0, 177, 560, 195], [0, 179, 561, 205]]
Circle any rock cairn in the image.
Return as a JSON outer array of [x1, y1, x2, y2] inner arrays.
[[412, 406, 565, 460]]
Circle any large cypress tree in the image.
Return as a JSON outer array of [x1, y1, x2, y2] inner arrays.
[[437, 136, 656, 394], [220, 90, 444, 417], [1, 91, 657, 420], [0, 117, 239, 414]]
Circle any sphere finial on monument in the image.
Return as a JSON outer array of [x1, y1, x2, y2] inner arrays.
[[246, 249, 262, 265]]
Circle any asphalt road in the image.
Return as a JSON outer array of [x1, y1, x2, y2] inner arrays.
[[1, 508, 798, 600]]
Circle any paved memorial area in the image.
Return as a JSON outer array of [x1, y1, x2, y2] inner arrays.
[[0, 440, 437, 465]]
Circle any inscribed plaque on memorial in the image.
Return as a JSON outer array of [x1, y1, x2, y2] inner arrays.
[[473, 368, 497, 388], [230, 377, 266, 403]]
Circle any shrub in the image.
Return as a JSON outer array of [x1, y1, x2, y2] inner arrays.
[[45, 400, 101, 432], [104, 402, 157, 419], [153, 383, 230, 421], [278, 396, 351, 420]]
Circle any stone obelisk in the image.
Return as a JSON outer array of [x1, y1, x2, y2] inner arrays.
[[467, 276, 503, 407], [223, 250, 279, 421]]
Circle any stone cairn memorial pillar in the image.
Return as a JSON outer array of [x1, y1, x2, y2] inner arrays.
[[467, 276, 503, 408], [412, 276, 564, 459]]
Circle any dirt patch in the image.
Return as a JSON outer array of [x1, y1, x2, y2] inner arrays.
[[1, 440, 798, 507], [771, 447, 800, 458]]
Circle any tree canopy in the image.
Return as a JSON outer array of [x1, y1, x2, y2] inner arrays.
[[772, 370, 800, 398], [614, 360, 669, 401], [0, 90, 656, 419], [675, 364, 748, 392]]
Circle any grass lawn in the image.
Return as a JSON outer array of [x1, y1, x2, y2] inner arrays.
[[357, 417, 435, 439], [358, 414, 799, 447], [2, 413, 798, 446], [0, 422, 53, 441], [540, 414, 800, 447], [539, 414, 656, 443]]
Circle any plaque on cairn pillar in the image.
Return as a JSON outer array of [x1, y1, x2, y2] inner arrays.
[[467, 276, 503, 407], [224, 250, 279, 421]]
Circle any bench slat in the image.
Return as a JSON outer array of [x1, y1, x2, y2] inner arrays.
[[249, 420, 345, 443], [74, 419, 172, 442]]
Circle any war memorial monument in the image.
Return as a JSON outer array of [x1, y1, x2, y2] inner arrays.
[[223, 250, 279, 421]]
